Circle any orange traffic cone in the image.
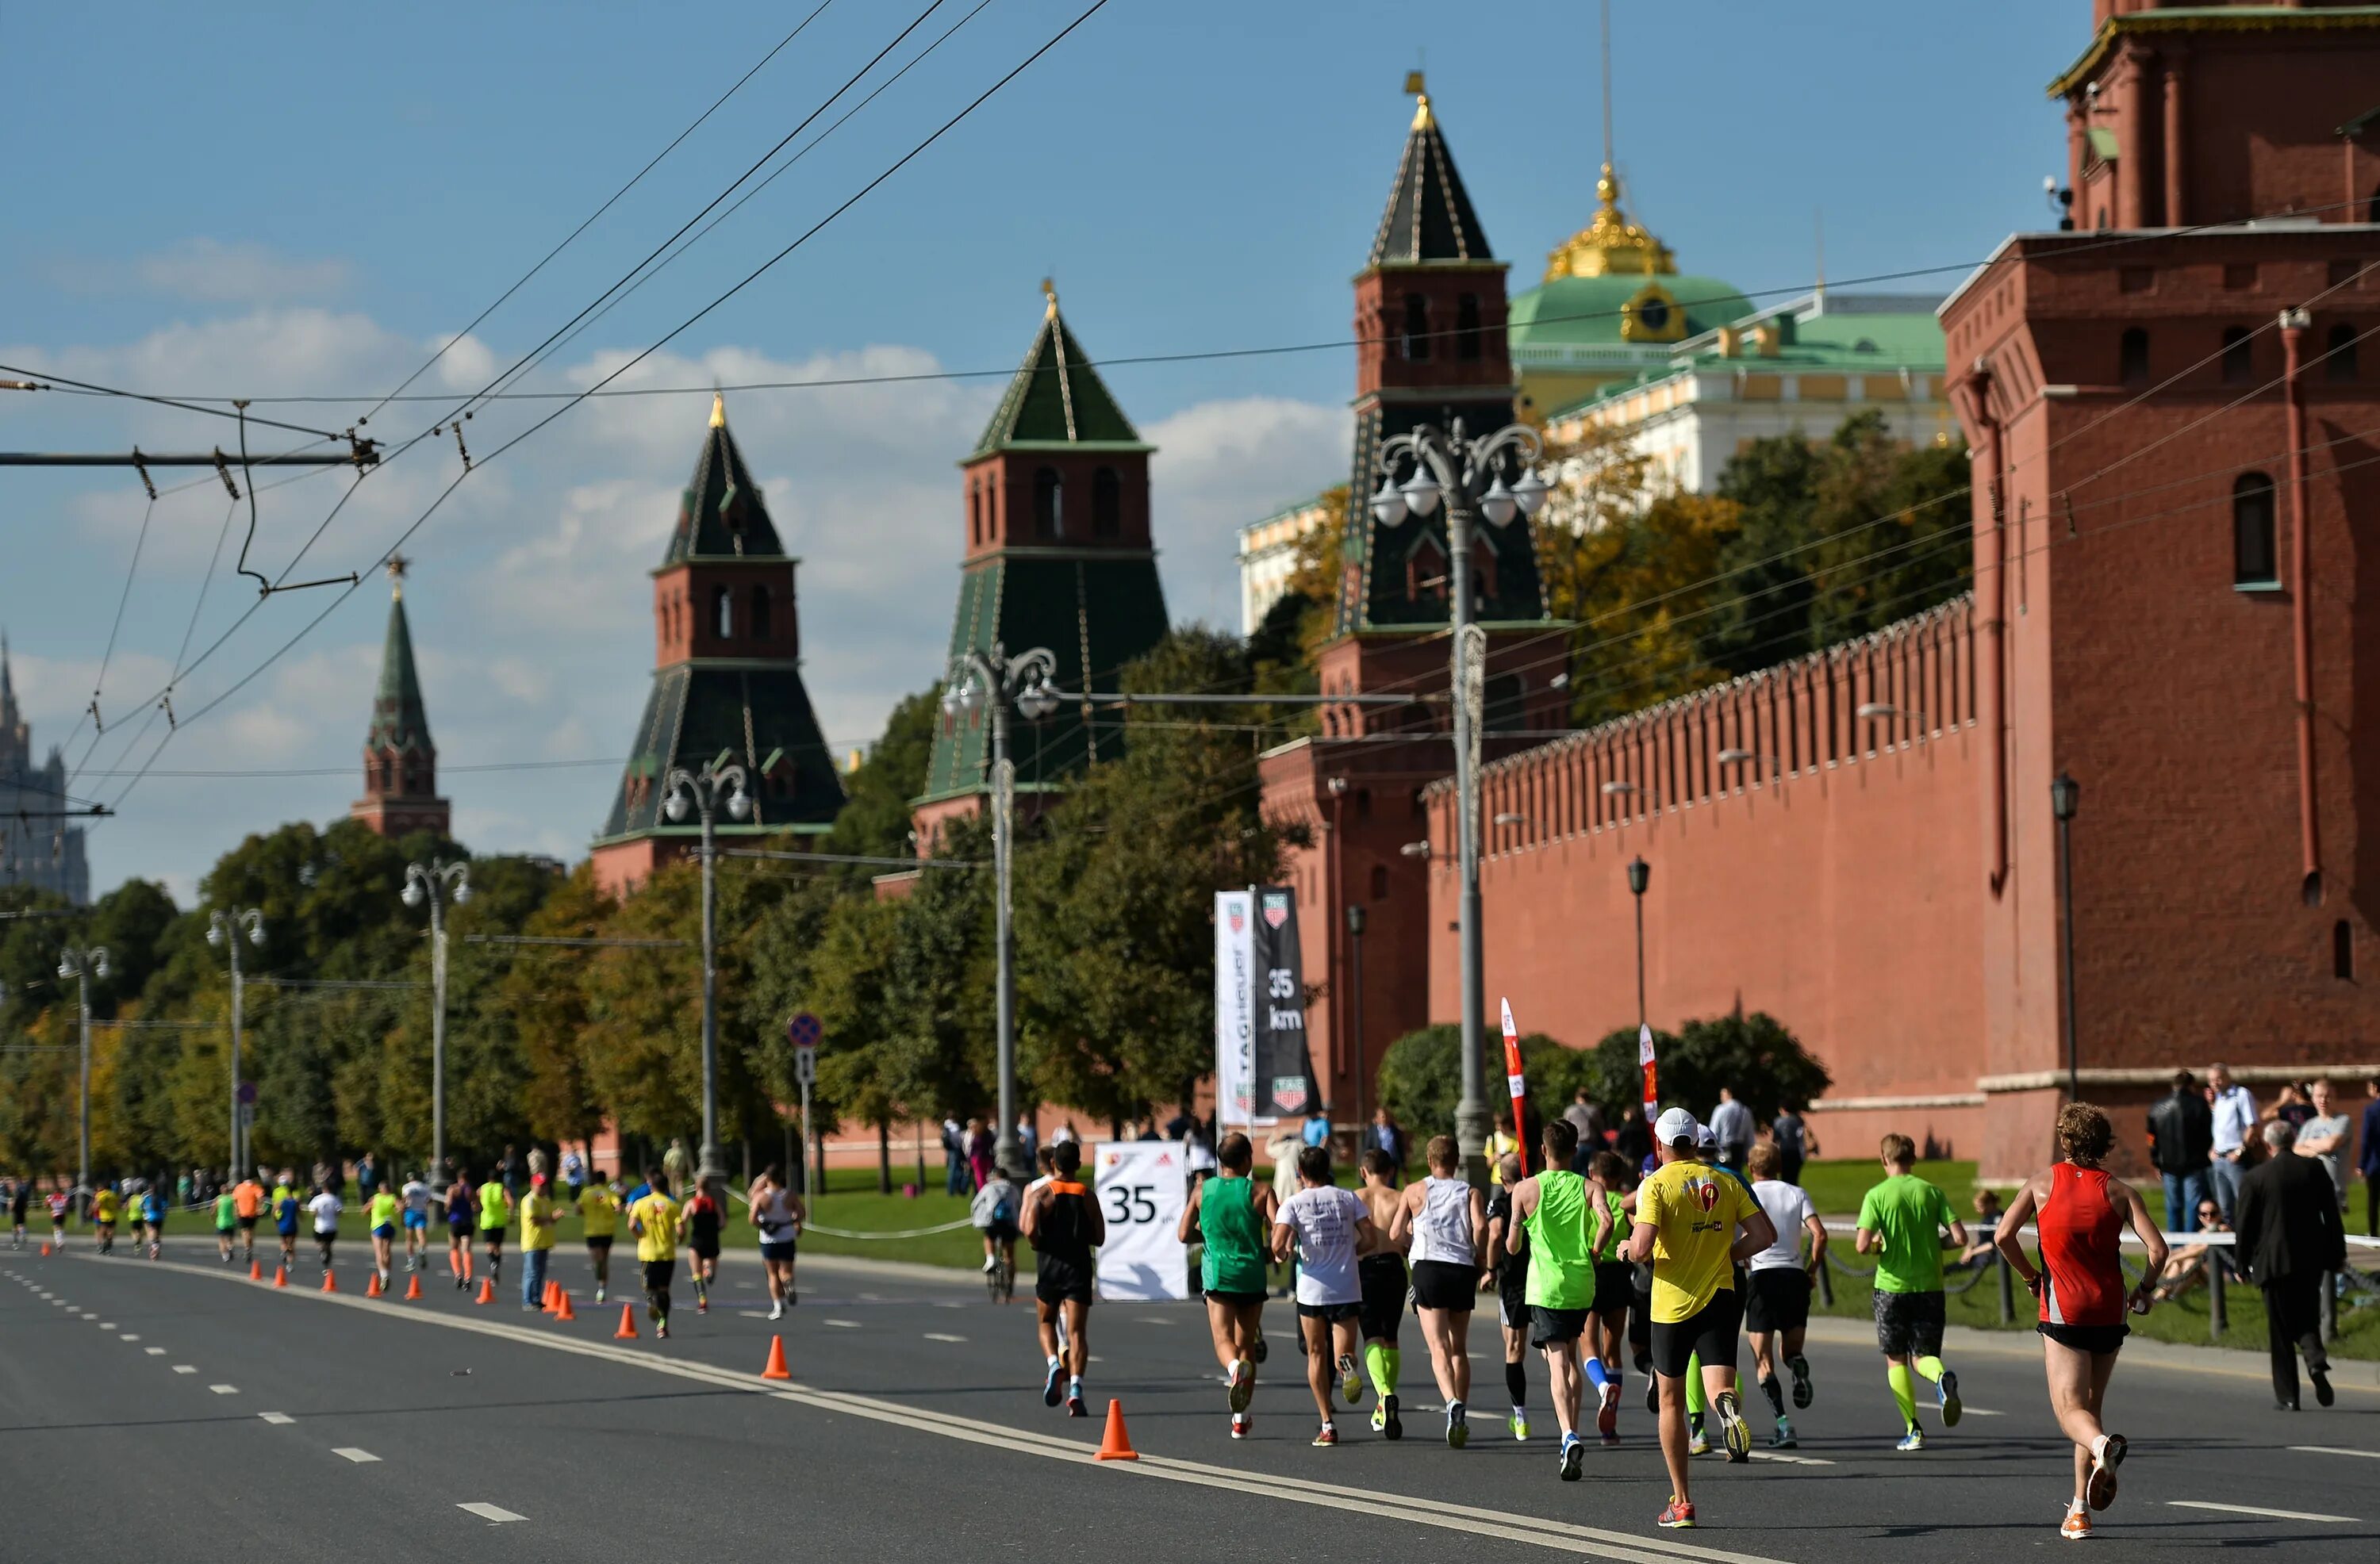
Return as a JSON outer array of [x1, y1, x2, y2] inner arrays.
[[40, 1241, 51, 1256], [365, 1271, 382, 1298], [759, 1335, 793, 1381], [542, 1279, 559, 1313], [272, 1265, 288, 1288], [321, 1269, 338, 1294], [1094, 1399, 1139, 1462], [554, 1290, 577, 1322], [248, 1259, 262, 1280], [474, 1276, 495, 1305], [613, 1304, 639, 1340]]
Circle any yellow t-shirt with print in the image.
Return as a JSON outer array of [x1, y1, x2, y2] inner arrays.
[[1637, 1158, 1759, 1324], [520, 1188, 559, 1252], [628, 1192, 679, 1263], [577, 1185, 620, 1239]]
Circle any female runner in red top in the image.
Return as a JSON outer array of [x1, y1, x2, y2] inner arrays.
[[1995, 1103, 2168, 1540]]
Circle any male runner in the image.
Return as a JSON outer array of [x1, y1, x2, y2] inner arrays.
[[48, 1183, 71, 1246], [1481, 1152, 1533, 1439], [1509, 1118, 1601, 1480], [1744, 1143, 1825, 1447], [367, 1183, 401, 1292], [476, 1168, 512, 1288], [1271, 1144, 1376, 1447], [1024, 1144, 1069, 1355], [271, 1171, 302, 1275], [1626, 1107, 1775, 1530], [1354, 1149, 1410, 1439], [1177, 1130, 1276, 1439], [232, 1169, 265, 1263], [1020, 1140, 1104, 1417], [681, 1176, 723, 1313], [578, 1175, 620, 1304], [92, 1181, 118, 1253], [1389, 1133, 1486, 1447], [445, 1166, 477, 1286], [213, 1182, 239, 1263], [10, 1174, 29, 1248], [140, 1182, 167, 1259], [1855, 1133, 1967, 1451], [1584, 1151, 1634, 1445], [307, 1179, 343, 1275], [626, 1170, 680, 1339], [397, 1170, 431, 1271]]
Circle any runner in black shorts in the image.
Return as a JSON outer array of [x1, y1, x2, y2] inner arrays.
[[1022, 1140, 1104, 1418], [1355, 1150, 1409, 1439], [1587, 1152, 1637, 1443], [1483, 1153, 1534, 1441]]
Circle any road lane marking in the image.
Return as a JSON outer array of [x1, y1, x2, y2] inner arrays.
[[333, 1448, 380, 1463], [119, 1333, 139, 1340], [1916, 1403, 2002, 1418], [823, 1319, 861, 1328], [923, 1332, 966, 1343], [144, 1347, 165, 1355], [98, 1322, 115, 1329], [171, 1365, 195, 1374], [259, 1413, 295, 1425], [210, 1384, 239, 1394], [458, 1503, 524, 1524], [1748, 1452, 1834, 1466], [2167, 1501, 2356, 1524], [1138, 1317, 1174, 1325], [87, 1252, 1783, 1564], [2290, 1445, 2380, 1460]]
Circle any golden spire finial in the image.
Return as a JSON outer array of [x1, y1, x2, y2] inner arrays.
[[1041, 277, 1058, 319], [708, 389, 726, 430], [386, 553, 410, 601], [1404, 70, 1431, 128]]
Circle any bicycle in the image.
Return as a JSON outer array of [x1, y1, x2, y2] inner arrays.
[[985, 1244, 1015, 1304]]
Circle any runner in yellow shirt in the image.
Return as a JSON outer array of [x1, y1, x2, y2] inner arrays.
[[91, 1185, 119, 1252], [627, 1171, 681, 1340], [578, 1178, 621, 1305]]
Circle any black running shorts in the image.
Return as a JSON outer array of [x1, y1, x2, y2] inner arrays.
[[1650, 1288, 1743, 1379], [1592, 1261, 1634, 1322], [2036, 1319, 2127, 1356], [1035, 1255, 1094, 1306], [1410, 1259, 1476, 1313], [1296, 1299, 1360, 1322], [1529, 1305, 1589, 1348], [641, 1259, 674, 1292], [1871, 1289, 1945, 1358], [1745, 1267, 1812, 1335], [1357, 1253, 1407, 1344]]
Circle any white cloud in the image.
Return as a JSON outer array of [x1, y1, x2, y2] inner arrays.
[[133, 239, 352, 304], [1146, 396, 1348, 630]]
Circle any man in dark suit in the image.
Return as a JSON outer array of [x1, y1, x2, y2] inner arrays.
[[2232, 1120, 2348, 1409]]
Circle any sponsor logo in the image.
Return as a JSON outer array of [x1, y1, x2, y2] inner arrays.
[[1261, 891, 1291, 930], [1272, 1078, 1309, 1114], [1693, 1178, 1719, 1213], [1227, 905, 1246, 934]]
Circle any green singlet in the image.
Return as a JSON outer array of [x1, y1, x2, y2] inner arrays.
[[1588, 1186, 1628, 1264], [213, 1192, 237, 1232], [1522, 1168, 1597, 1311], [477, 1181, 509, 1232], [1199, 1175, 1268, 1297]]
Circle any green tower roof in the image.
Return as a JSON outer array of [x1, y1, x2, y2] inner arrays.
[[663, 395, 785, 564], [367, 585, 433, 755], [970, 292, 1147, 458], [1368, 87, 1494, 266]]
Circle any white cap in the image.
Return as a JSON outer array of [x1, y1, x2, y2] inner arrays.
[[1696, 1122, 1718, 1152], [1653, 1107, 1699, 1147]]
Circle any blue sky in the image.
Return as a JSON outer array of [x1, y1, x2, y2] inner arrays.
[[2, 0, 2077, 902]]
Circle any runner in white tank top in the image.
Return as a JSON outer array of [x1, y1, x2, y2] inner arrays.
[[1390, 1136, 1489, 1446]]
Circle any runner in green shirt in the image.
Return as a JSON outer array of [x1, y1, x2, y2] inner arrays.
[[476, 1176, 512, 1288], [367, 1188, 401, 1293], [1855, 1134, 1969, 1450], [1177, 1131, 1276, 1440], [213, 1186, 239, 1264], [1511, 1118, 1603, 1482]]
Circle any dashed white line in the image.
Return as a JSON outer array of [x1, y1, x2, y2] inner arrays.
[[209, 1384, 239, 1395], [2290, 1445, 2380, 1461], [144, 1347, 165, 1355], [823, 1319, 861, 1329], [171, 1365, 195, 1374], [119, 1333, 140, 1341], [97, 1322, 116, 1330], [1749, 1451, 1835, 1466], [333, 1447, 380, 1463], [1917, 1402, 2002, 1418], [2167, 1500, 2356, 1524], [923, 1332, 966, 1343], [457, 1502, 524, 1524], [1137, 1317, 1174, 1326], [259, 1413, 295, 1425]]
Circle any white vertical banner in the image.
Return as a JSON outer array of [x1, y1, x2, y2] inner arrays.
[[1214, 891, 1257, 1126], [1092, 1141, 1190, 1301]]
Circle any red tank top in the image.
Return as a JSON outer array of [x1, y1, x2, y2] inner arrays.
[[2037, 1163, 2123, 1328]]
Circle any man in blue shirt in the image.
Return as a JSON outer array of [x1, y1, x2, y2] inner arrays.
[[2357, 1074, 2379, 1240], [1301, 1109, 1331, 1150], [2207, 1063, 2258, 1225]]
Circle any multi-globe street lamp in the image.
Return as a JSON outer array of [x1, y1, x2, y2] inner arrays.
[[206, 907, 266, 1176], [57, 944, 109, 1205], [943, 642, 1061, 1175], [664, 761, 750, 1184], [401, 859, 470, 1180], [1368, 419, 1549, 1179]]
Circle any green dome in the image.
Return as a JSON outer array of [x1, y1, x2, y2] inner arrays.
[[1507, 273, 1758, 349]]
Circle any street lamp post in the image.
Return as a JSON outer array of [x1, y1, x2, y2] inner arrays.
[[1626, 857, 1651, 1030], [1345, 903, 1368, 1140], [2050, 772, 2081, 1103], [57, 944, 109, 1206], [401, 859, 470, 1180], [206, 907, 266, 1175], [944, 642, 1061, 1175], [1369, 419, 1549, 1179], [663, 762, 751, 1184]]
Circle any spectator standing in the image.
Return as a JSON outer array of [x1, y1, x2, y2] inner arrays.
[[2359, 1075, 2380, 1239], [1265, 1125, 1305, 1202], [942, 1117, 967, 1195], [965, 1118, 993, 1194], [560, 1147, 586, 1200], [2297, 1080, 2351, 1207], [355, 1153, 379, 1203], [1302, 1108, 1333, 1151], [2206, 1064, 2257, 1223], [2232, 1120, 2347, 1410], [500, 1144, 524, 1201], [2273, 1083, 2313, 1131], [1709, 1089, 1755, 1172], [1613, 1102, 1652, 1175], [1371, 1107, 1406, 1171], [1771, 1105, 1815, 1186], [1562, 1090, 1605, 1152], [660, 1139, 691, 1203], [1015, 1114, 1039, 1163], [2145, 1071, 2213, 1232]]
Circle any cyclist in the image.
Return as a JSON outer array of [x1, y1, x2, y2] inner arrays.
[[972, 1162, 1021, 1293]]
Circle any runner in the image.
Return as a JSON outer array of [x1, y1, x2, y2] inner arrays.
[[48, 1184, 71, 1247], [578, 1174, 620, 1305], [1024, 1144, 1070, 1357], [1481, 1152, 1533, 1440], [1178, 1131, 1275, 1439], [1354, 1149, 1410, 1440], [1994, 1103, 2167, 1541], [1626, 1107, 1775, 1529], [749, 1164, 804, 1319], [969, 1162, 1020, 1287], [213, 1181, 239, 1263], [140, 1181, 167, 1259], [626, 1170, 680, 1339], [444, 1167, 478, 1286], [232, 1169, 265, 1263], [398, 1170, 431, 1271], [476, 1167, 512, 1289], [1509, 1118, 1602, 1480], [681, 1175, 723, 1313], [1270, 1144, 1376, 1447], [1855, 1133, 1969, 1451], [1388, 1133, 1486, 1447], [10, 1174, 30, 1249], [91, 1181, 117, 1253], [306, 1179, 342, 1275], [1020, 1140, 1104, 1417], [367, 1182, 401, 1292], [270, 1171, 301, 1274], [1585, 1151, 1634, 1445], [1744, 1143, 1826, 1447], [519, 1174, 559, 1310]]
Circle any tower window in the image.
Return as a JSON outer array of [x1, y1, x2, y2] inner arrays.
[[1402, 293, 1430, 361], [713, 585, 733, 638], [1092, 467, 1121, 539], [2335, 918, 2355, 980], [750, 585, 772, 642], [1033, 467, 1063, 540], [2221, 325, 2252, 385], [2232, 472, 2278, 588], [2325, 323, 2359, 382], [2118, 328, 2149, 385], [1457, 293, 1482, 361], [969, 482, 982, 546]]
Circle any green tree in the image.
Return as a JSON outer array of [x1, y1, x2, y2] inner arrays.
[[1373, 1023, 1582, 1150], [825, 688, 941, 863], [1580, 1010, 1831, 1126]]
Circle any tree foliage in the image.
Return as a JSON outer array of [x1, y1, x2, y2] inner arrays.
[[1578, 1011, 1833, 1125]]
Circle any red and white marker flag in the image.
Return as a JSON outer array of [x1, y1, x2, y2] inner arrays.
[[1638, 1022, 1658, 1117], [1500, 998, 1528, 1178]]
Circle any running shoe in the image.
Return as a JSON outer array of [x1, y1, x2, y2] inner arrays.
[[1596, 1381, 1620, 1443], [1312, 1424, 1338, 1447], [1230, 1412, 1251, 1440], [1645, 1373, 1661, 1415], [1937, 1368, 1962, 1428], [1227, 1356, 1254, 1415], [2059, 1505, 2092, 1542], [654, 1317, 670, 1340], [1558, 1431, 1585, 1482], [1656, 1497, 1696, 1530], [768, 1301, 783, 1321], [1066, 1393, 1087, 1419], [1895, 1427, 1925, 1453], [2086, 1433, 2126, 1512], [1382, 1393, 1402, 1441], [697, 1299, 709, 1315], [1714, 1390, 1750, 1464], [1509, 1408, 1530, 1441], [1250, 1333, 1267, 1365], [594, 1286, 606, 1305], [1446, 1403, 1468, 1450], [1687, 1421, 1710, 1457], [1772, 1416, 1797, 1449], [981, 1255, 999, 1274], [1042, 1360, 1065, 1407], [1337, 1353, 1362, 1405], [1372, 1399, 1388, 1433], [1788, 1353, 1813, 1409]]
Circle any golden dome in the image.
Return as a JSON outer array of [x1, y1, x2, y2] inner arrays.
[[1544, 163, 1676, 282]]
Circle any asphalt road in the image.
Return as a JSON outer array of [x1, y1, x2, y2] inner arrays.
[[4, 1241, 2376, 1563]]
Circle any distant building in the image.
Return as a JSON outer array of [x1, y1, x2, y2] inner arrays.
[[0, 635, 89, 904], [349, 558, 451, 841], [1234, 493, 1336, 635]]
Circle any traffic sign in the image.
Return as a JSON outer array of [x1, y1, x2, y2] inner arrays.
[[236, 1080, 257, 1106], [787, 1012, 822, 1050], [793, 1048, 817, 1088], [238, 1103, 255, 1129]]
